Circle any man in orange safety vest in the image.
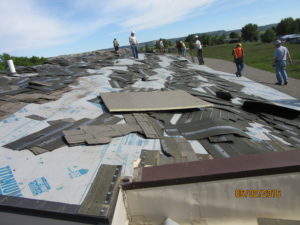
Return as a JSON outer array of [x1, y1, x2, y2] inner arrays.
[[232, 43, 245, 77]]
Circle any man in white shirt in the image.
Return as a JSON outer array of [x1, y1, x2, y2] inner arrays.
[[113, 38, 119, 52], [129, 31, 139, 59], [273, 40, 292, 85], [195, 35, 204, 65], [159, 39, 164, 53]]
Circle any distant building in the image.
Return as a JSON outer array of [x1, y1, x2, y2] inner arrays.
[[279, 34, 300, 44]]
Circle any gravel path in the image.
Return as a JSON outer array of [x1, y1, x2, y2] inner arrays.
[[201, 57, 300, 99]]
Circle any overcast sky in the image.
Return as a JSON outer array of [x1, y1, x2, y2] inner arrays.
[[0, 0, 299, 57]]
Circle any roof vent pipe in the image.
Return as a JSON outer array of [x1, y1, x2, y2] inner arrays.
[[7, 59, 16, 74]]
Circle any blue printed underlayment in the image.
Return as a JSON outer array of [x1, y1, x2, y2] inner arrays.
[[0, 165, 23, 197], [68, 168, 89, 179], [28, 177, 51, 196]]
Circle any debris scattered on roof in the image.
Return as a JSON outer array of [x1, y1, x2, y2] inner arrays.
[[63, 124, 141, 145], [4, 113, 122, 154], [0, 48, 300, 224], [26, 114, 47, 121]]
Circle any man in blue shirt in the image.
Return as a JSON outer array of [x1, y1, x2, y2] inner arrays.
[[273, 40, 292, 85]]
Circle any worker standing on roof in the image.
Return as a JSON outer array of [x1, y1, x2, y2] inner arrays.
[[273, 40, 292, 85], [176, 41, 182, 56], [188, 39, 195, 63], [195, 35, 204, 65], [129, 31, 139, 59], [113, 38, 119, 52], [232, 43, 245, 77], [159, 39, 164, 53], [181, 41, 187, 57]]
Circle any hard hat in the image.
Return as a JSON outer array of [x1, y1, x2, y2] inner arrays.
[[274, 40, 281, 45]]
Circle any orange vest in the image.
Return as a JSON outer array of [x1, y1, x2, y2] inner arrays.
[[233, 47, 244, 59]]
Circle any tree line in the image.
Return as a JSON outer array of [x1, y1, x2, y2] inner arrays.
[[243, 17, 300, 43], [185, 17, 300, 46], [185, 34, 227, 47], [0, 53, 47, 71]]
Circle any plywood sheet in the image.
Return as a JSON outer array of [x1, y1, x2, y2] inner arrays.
[[100, 90, 213, 112]]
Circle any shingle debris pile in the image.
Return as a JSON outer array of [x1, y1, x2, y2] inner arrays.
[[2, 49, 300, 160], [1, 49, 300, 221], [0, 52, 113, 121]]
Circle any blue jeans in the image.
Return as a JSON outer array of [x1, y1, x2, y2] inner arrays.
[[197, 49, 204, 64], [131, 45, 138, 59], [275, 60, 288, 83], [235, 58, 244, 76], [182, 48, 187, 57]]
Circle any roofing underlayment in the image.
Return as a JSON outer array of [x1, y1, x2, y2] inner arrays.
[[0, 49, 299, 224]]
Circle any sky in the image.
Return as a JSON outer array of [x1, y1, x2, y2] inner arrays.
[[0, 0, 299, 57]]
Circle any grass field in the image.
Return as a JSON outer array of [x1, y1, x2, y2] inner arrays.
[[192, 42, 300, 79]]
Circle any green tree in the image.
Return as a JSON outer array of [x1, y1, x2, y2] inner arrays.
[[0, 53, 47, 71], [30, 56, 40, 64], [185, 34, 198, 43], [261, 28, 276, 43], [0, 53, 11, 62], [241, 23, 259, 41], [211, 36, 218, 45], [229, 32, 240, 39], [276, 17, 298, 35], [163, 39, 172, 48], [295, 18, 300, 33], [0, 53, 12, 70], [217, 34, 226, 44], [145, 43, 150, 52], [200, 34, 212, 46]]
